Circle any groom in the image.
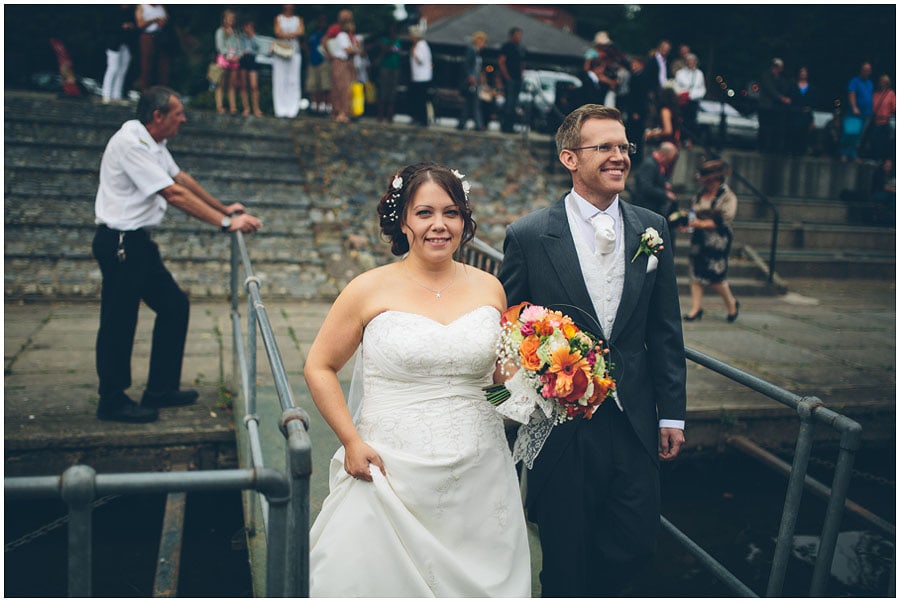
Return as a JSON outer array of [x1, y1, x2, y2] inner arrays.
[[499, 104, 687, 596]]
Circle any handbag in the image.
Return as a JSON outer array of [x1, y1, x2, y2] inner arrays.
[[842, 114, 864, 136], [206, 61, 224, 86], [364, 81, 377, 104], [272, 39, 294, 59]]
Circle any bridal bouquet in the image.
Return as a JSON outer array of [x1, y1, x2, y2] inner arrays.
[[485, 302, 616, 426]]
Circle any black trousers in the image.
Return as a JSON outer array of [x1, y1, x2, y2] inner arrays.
[[408, 80, 430, 126], [529, 400, 661, 597], [92, 225, 189, 401]]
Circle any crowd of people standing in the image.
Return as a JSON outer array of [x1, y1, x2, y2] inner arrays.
[[98, 7, 894, 164]]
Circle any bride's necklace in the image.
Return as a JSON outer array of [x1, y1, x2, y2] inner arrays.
[[403, 262, 457, 299]]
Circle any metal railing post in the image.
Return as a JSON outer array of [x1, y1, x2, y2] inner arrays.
[[283, 409, 313, 597], [230, 233, 239, 313], [60, 465, 97, 597], [766, 399, 818, 596], [810, 417, 863, 596], [246, 288, 258, 417]]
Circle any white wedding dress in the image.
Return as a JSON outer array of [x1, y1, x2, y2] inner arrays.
[[309, 306, 532, 597]]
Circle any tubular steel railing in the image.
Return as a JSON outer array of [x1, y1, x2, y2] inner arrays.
[[230, 230, 312, 597], [5, 465, 291, 598], [464, 237, 869, 598], [4, 230, 312, 597]]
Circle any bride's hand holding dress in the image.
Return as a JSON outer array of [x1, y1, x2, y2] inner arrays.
[[342, 437, 385, 481]]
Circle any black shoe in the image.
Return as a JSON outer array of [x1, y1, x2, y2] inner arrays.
[[141, 389, 199, 408], [97, 394, 159, 423], [683, 309, 703, 322], [727, 301, 740, 323]]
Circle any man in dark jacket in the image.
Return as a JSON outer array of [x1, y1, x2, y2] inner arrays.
[[632, 141, 679, 216]]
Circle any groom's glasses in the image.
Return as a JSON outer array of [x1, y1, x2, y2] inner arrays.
[[568, 142, 637, 156]]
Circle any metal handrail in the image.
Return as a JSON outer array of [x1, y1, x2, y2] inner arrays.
[[5, 465, 291, 598], [230, 231, 312, 597], [464, 237, 866, 597]]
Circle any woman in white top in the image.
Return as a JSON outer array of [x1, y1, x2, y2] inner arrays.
[[272, 4, 304, 118], [135, 4, 171, 90], [408, 26, 432, 127]]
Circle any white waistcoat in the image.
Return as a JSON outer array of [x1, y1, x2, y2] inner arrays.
[[566, 203, 626, 341]]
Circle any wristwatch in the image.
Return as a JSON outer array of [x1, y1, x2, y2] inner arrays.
[[220, 215, 232, 233]]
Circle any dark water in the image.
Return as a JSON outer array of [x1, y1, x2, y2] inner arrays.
[[633, 442, 895, 597], [4, 491, 252, 597], [4, 443, 894, 597]]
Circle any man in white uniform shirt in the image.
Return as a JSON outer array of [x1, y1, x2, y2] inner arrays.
[[93, 86, 262, 422]]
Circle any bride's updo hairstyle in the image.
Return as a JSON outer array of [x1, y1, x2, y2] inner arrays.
[[377, 162, 477, 256]]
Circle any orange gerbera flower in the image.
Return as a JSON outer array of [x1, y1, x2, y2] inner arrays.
[[519, 335, 543, 371], [549, 347, 590, 397]]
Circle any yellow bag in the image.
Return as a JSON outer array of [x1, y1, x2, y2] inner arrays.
[[351, 82, 365, 117], [364, 81, 377, 104]]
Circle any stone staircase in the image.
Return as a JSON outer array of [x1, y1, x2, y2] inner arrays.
[[671, 148, 895, 281], [5, 91, 891, 302], [3, 91, 557, 301], [5, 93, 327, 299]]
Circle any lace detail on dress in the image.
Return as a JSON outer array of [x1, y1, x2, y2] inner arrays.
[[354, 306, 510, 520]]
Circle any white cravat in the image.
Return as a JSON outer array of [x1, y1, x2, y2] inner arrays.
[[591, 213, 616, 256]]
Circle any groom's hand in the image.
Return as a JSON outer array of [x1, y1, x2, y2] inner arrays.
[[658, 427, 685, 460]]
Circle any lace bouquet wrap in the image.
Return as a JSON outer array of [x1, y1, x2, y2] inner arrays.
[[485, 302, 617, 468]]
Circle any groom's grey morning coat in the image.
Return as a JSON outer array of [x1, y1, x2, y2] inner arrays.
[[498, 194, 687, 509]]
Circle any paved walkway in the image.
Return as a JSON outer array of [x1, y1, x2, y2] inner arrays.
[[4, 277, 894, 596], [5, 277, 894, 468]]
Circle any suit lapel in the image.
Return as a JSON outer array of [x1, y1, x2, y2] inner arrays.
[[612, 202, 648, 342], [539, 197, 602, 336]]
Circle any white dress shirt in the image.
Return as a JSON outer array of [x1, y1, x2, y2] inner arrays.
[[410, 40, 432, 83], [566, 190, 685, 431], [674, 67, 706, 100], [94, 120, 179, 230]]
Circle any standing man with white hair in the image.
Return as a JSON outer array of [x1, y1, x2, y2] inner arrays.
[[674, 53, 706, 146]]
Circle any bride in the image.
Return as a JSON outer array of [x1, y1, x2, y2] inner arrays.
[[304, 163, 531, 597]]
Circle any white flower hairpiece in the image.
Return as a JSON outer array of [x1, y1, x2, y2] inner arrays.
[[383, 173, 403, 226], [452, 169, 471, 201]]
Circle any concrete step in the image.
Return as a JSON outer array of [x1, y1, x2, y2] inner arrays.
[[737, 196, 852, 224], [4, 255, 334, 301], [676, 275, 776, 298], [4, 194, 317, 226], [4, 166, 310, 204], [4, 220, 320, 255], [672, 148, 879, 201], [733, 220, 895, 253], [4, 140, 303, 178], [768, 250, 896, 279]]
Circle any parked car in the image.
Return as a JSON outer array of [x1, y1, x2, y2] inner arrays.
[[694, 99, 759, 147], [505, 69, 582, 133]]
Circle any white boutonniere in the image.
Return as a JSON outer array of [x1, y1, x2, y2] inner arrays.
[[631, 227, 664, 262]]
